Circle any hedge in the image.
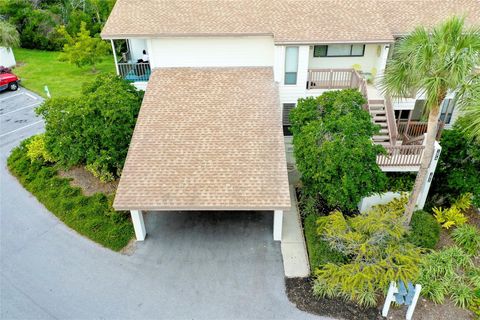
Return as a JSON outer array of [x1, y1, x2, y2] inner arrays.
[[7, 139, 134, 251], [304, 214, 348, 271], [407, 210, 440, 249]]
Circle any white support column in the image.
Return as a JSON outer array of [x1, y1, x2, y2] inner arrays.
[[130, 210, 146, 241], [273, 210, 283, 241], [417, 141, 442, 209], [110, 39, 119, 76]]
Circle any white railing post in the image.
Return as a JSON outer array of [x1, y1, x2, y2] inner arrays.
[[416, 141, 442, 209], [111, 39, 119, 76]]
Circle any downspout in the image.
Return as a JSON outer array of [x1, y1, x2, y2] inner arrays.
[[110, 39, 119, 76]]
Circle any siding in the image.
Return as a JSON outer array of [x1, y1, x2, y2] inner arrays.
[[148, 36, 274, 68]]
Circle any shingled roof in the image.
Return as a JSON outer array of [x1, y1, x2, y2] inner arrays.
[[113, 67, 291, 211], [101, 0, 479, 43]]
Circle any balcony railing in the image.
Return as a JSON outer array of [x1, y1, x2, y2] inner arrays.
[[307, 68, 365, 90], [118, 62, 151, 82], [377, 145, 425, 167], [397, 121, 444, 142]]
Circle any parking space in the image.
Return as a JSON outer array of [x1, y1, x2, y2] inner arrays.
[[0, 88, 44, 146]]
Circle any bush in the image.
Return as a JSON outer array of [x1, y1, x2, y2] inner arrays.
[[432, 194, 470, 229], [304, 214, 347, 270], [290, 90, 387, 211], [384, 172, 416, 192], [312, 198, 423, 307], [36, 74, 143, 181], [418, 246, 477, 309], [7, 138, 134, 251], [452, 224, 480, 255], [429, 128, 480, 207], [407, 210, 440, 249], [26, 134, 54, 163]]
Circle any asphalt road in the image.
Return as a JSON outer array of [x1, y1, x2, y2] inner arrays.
[[0, 88, 325, 320]]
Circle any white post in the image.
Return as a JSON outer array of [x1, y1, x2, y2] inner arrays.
[[111, 39, 119, 75], [273, 210, 283, 241], [382, 281, 398, 317], [130, 210, 146, 241], [406, 284, 422, 320], [416, 141, 442, 209]]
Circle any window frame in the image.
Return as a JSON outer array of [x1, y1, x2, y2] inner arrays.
[[313, 44, 366, 58], [284, 46, 299, 85]]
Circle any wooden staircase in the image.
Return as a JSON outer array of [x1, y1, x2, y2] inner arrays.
[[368, 99, 392, 146]]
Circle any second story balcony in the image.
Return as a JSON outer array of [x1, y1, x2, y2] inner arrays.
[[110, 39, 151, 85]]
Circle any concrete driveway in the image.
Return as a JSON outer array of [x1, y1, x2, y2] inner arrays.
[[0, 88, 324, 319]]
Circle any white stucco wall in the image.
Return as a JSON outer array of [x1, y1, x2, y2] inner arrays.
[[308, 44, 389, 75], [0, 47, 16, 68], [358, 192, 404, 213], [147, 36, 274, 68]]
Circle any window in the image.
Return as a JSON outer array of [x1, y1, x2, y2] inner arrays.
[[440, 98, 456, 124], [282, 103, 295, 136], [284, 47, 299, 85], [313, 44, 365, 57]]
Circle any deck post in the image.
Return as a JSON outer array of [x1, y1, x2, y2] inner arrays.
[[273, 210, 283, 241], [131, 210, 147, 241], [416, 141, 442, 209], [111, 39, 120, 76]]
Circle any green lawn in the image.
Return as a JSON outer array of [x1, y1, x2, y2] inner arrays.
[[13, 48, 115, 98]]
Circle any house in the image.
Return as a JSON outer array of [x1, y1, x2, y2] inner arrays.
[[101, 0, 479, 242]]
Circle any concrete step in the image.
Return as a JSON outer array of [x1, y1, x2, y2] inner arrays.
[[380, 129, 389, 134], [374, 116, 387, 121], [369, 99, 385, 105], [379, 122, 388, 127]]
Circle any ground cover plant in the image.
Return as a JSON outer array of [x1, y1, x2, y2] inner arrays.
[[36, 73, 143, 181], [290, 89, 387, 211], [8, 137, 134, 251], [432, 193, 471, 229], [12, 48, 115, 97]]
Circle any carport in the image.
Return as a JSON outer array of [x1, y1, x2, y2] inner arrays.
[[113, 67, 291, 241]]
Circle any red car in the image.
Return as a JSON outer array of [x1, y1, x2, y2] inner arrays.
[[0, 72, 20, 92]]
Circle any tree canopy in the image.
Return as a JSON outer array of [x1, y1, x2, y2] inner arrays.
[[290, 89, 387, 211], [36, 74, 143, 181]]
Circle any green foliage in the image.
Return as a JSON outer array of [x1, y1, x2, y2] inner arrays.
[[432, 194, 470, 229], [36, 73, 143, 181], [452, 224, 480, 256], [0, 20, 20, 48], [429, 128, 480, 208], [304, 214, 348, 270], [290, 90, 387, 211], [384, 172, 416, 192], [312, 198, 423, 307], [418, 247, 477, 309], [7, 138, 134, 251], [58, 21, 109, 70], [407, 210, 440, 249], [26, 134, 55, 163], [0, 0, 115, 51]]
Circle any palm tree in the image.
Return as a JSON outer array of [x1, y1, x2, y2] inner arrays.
[[382, 16, 480, 223], [0, 20, 20, 49], [457, 76, 480, 143]]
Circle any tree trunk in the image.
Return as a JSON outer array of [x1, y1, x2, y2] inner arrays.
[[404, 96, 444, 224]]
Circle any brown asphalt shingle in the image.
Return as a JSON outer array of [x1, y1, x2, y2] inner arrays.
[[101, 0, 479, 42], [113, 67, 291, 211]]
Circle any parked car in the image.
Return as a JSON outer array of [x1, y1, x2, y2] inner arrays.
[[0, 72, 20, 92]]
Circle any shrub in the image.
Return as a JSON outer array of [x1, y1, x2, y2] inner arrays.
[[384, 172, 416, 192], [7, 138, 134, 251], [429, 128, 480, 207], [432, 194, 470, 229], [290, 90, 387, 211], [312, 199, 423, 307], [417, 246, 477, 308], [452, 224, 480, 255], [304, 214, 347, 270], [407, 210, 440, 249], [26, 134, 55, 163], [36, 74, 143, 181]]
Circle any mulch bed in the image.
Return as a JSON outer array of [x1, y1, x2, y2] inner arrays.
[[285, 277, 383, 320], [59, 166, 118, 196]]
